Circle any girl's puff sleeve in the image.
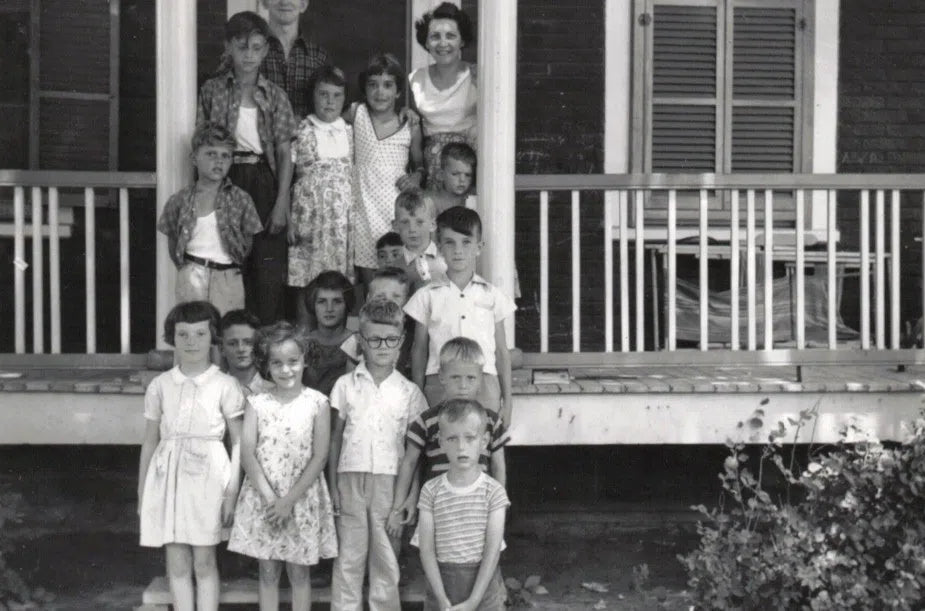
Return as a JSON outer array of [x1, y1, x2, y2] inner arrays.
[[143, 376, 163, 421], [220, 376, 245, 420]]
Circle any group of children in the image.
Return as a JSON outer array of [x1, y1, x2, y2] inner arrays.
[[142, 6, 516, 609]]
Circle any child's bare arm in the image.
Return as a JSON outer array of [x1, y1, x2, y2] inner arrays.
[[137, 419, 160, 515], [268, 139, 293, 234], [418, 509, 452, 609], [269, 400, 331, 522], [222, 415, 243, 525], [490, 446, 507, 488], [388, 444, 422, 535], [240, 403, 277, 504], [328, 413, 346, 514], [494, 321, 513, 426], [411, 321, 429, 390], [455, 505, 507, 610]]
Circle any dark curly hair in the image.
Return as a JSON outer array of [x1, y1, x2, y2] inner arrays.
[[162, 301, 221, 346], [308, 64, 348, 112], [359, 53, 406, 105], [414, 2, 474, 50], [253, 320, 309, 380]]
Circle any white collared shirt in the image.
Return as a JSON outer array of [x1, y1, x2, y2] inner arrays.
[[307, 114, 350, 159], [144, 365, 245, 439], [330, 363, 428, 475], [403, 274, 516, 376]]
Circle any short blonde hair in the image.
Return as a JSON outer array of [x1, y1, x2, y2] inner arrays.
[[358, 299, 404, 330], [438, 398, 488, 432], [439, 336, 485, 369], [394, 188, 435, 220]]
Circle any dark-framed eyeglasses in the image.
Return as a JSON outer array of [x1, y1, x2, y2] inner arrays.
[[360, 334, 403, 348]]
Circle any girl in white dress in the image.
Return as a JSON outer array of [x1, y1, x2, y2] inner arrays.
[[348, 52, 424, 290], [228, 321, 338, 611], [138, 300, 244, 611]]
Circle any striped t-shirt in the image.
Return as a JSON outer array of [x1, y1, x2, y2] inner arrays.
[[406, 405, 510, 481], [418, 472, 510, 564]]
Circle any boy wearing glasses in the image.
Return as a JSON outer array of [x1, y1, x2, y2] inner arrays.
[[328, 300, 428, 610]]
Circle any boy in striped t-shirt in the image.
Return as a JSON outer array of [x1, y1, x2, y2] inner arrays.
[[417, 399, 509, 610]]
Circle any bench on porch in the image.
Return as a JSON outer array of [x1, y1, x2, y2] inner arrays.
[[137, 574, 426, 610]]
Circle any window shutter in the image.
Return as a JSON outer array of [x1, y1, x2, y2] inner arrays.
[[730, 4, 799, 172], [651, 4, 719, 172]]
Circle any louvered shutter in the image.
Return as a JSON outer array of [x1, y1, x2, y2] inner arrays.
[[650, 3, 720, 172], [730, 4, 800, 172]]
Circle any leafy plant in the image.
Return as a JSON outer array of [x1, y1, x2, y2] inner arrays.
[[680, 405, 925, 609]]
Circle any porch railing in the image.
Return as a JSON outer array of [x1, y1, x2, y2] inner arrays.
[[1, 170, 157, 354], [515, 173, 925, 369]]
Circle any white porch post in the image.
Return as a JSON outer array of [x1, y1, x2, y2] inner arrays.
[[477, 0, 517, 344], [155, 1, 197, 347]]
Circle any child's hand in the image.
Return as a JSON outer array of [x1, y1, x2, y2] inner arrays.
[[386, 510, 404, 537], [267, 496, 295, 524], [221, 494, 237, 527], [399, 107, 421, 126], [267, 193, 289, 234], [330, 487, 341, 517], [395, 171, 423, 192], [287, 221, 297, 246], [397, 495, 417, 525]]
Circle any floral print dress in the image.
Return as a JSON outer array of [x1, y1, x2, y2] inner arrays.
[[228, 388, 338, 565], [288, 115, 356, 287]]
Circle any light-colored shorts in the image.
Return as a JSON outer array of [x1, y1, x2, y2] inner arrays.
[[175, 262, 244, 315]]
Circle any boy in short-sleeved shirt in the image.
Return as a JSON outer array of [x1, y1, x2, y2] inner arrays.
[[404, 206, 516, 425]]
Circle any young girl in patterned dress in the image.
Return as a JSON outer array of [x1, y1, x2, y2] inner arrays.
[[288, 65, 355, 321], [228, 321, 338, 611], [348, 53, 424, 291]]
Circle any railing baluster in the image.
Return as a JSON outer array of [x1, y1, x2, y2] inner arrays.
[[667, 189, 677, 350], [49, 187, 61, 354], [827, 189, 837, 349], [571, 190, 581, 352], [603, 189, 614, 352], [795, 189, 805, 349], [120, 188, 131, 354], [635, 191, 645, 351], [699, 189, 709, 351], [13, 187, 26, 354], [730, 190, 740, 350], [31, 187, 44, 354], [876, 189, 885, 349], [539, 190, 549, 353], [746, 190, 757, 350], [619, 191, 630, 351], [85, 187, 97, 354], [860, 190, 870, 350], [763, 190, 774, 350], [891, 189, 901, 349]]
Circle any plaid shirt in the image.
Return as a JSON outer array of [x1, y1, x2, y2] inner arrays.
[[197, 73, 297, 175], [157, 178, 264, 267], [262, 35, 328, 120]]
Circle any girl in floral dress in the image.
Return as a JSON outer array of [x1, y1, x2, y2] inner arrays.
[[228, 321, 338, 611], [288, 65, 355, 317]]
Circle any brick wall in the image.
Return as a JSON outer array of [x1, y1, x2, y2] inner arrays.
[[514, 0, 606, 351], [838, 0, 925, 328]]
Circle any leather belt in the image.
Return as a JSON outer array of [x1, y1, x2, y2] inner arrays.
[[184, 253, 239, 270]]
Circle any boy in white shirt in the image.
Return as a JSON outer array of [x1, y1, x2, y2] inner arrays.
[[328, 300, 429, 610], [404, 206, 516, 426]]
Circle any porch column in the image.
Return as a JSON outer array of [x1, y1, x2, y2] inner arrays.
[[477, 0, 517, 344], [155, 1, 197, 347]]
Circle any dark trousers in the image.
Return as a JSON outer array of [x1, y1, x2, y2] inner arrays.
[[228, 160, 287, 324]]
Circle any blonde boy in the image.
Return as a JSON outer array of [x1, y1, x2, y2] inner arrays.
[[418, 399, 509, 610], [388, 337, 509, 534], [328, 300, 429, 610], [392, 189, 447, 292], [404, 206, 517, 426]]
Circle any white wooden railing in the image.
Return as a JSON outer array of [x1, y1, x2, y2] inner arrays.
[[1, 170, 157, 354], [515, 174, 925, 369]]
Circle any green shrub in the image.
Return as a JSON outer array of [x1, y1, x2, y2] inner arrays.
[[680, 408, 925, 610]]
